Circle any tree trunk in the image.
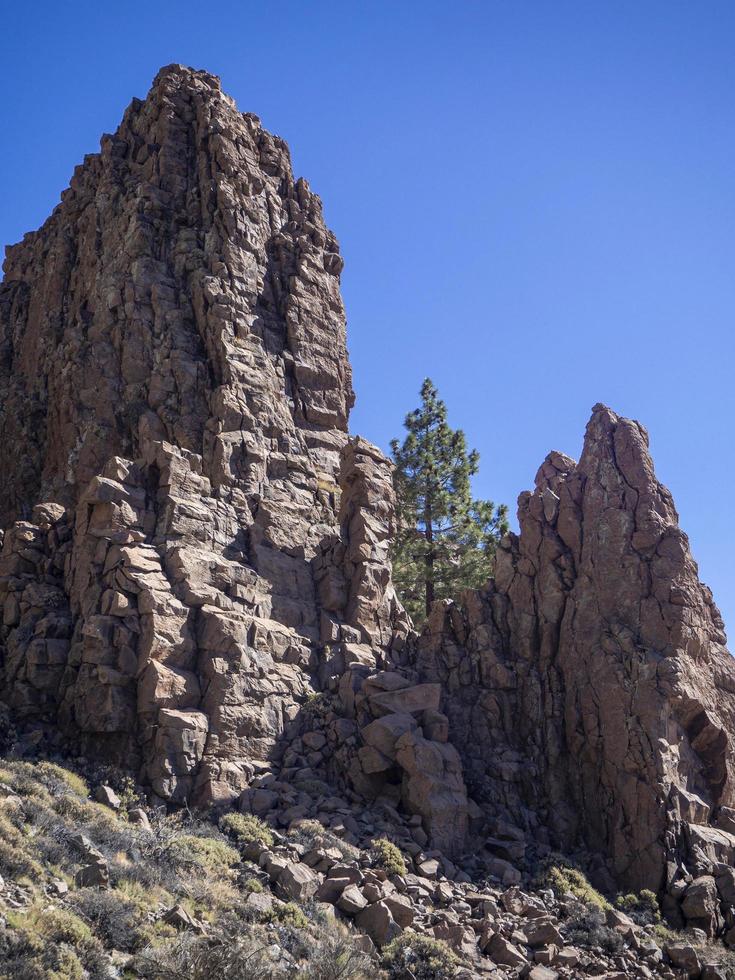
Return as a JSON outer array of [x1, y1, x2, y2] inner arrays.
[[425, 501, 434, 618]]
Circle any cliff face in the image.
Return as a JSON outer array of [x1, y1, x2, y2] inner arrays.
[[0, 65, 408, 807], [418, 405, 735, 905], [1, 65, 734, 926]]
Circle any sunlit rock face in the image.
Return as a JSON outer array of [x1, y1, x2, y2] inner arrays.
[[0, 65, 408, 807], [2, 65, 735, 917], [419, 402, 735, 897]]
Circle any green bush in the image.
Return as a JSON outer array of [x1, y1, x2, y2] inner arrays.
[[0, 922, 89, 980], [8, 903, 93, 946], [382, 933, 458, 980], [299, 921, 373, 979], [35, 762, 89, 799], [535, 856, 611, 910], [172, 834, 240, 871], [289, 818, 359, 862], [68, 886, 139, 950], [370, 838, 407, 877], [615, 889, 661, 925], [219, 812, 274, 848], [273, 901, 309, 929], [132, 928, 291, 980]]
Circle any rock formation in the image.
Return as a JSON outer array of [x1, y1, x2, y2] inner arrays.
[[2, 64, 735, 946], [418, 404, 735, 923], [0, 65, 409, 810]]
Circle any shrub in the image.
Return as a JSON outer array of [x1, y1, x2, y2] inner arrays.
[[653, 922, 678, 945], [614, 889, 661, 925], [565, 906, 623, 954], [68, 886, 139, 950], [114, 878, 168, 914], [289, 819, 359, 862], [535, 857, 611, 910], [299, 921, 374, 979], [0, 817, 44, 880], [132, 928, 292, 979], [35, 762, 89, 799], [220, 812, 274, 848], [0, 921, 88, 980], [276, 901, 309, 929], [170, 834, 240, 872], [8, 903, 93, 946], [371, 838, 407, 877], [382, 933, 458, 980]]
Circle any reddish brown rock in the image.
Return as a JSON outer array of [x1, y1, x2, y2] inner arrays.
[[418, 404, 735, 896], [0, 65, 462, 864]]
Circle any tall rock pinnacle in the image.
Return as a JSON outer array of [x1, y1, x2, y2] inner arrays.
[[0, 64, 353, 526], [0, 65, 407, 807]]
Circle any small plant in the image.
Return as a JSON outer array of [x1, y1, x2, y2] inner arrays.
[[565, 906, 624, 954], [273, 901, 308, 929], [371, 838, 407, 877], [172, 834, 240, 871], [220, 812, 274, 848], [535, 856, 611, 910], [614, 888, 661, 925], [117, 774, 142, 813], [382, 932, 458, 980]]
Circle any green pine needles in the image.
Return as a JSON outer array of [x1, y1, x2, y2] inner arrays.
[[390, 378, 509, 625]]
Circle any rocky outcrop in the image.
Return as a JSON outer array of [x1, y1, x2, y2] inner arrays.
[[418, 404, 735, 915], [0, 65, 464, 856], [0, 65, 414, 813], [2, 63, 735, 937]]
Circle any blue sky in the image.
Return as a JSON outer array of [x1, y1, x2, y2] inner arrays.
[[2, 1, 733, 636]]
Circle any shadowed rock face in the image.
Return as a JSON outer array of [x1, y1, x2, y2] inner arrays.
[[418, 404, 735, 894], [1, 65, 734, 904]]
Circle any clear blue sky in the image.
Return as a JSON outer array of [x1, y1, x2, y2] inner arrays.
[[2, 2, 733, 638]]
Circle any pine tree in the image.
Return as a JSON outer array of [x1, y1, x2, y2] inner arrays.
[[390, 378, 509, 625]]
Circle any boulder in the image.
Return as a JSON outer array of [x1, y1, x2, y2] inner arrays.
[[337, 884, 368, 915], [681, 875, 721, 936], [94, 785, 121, 810], [664, 943, 701, 977], [487, 934, 528, 968], [355, 901, 401, 946], [274, 862, 319, 902], [127, 808, 152, 832]]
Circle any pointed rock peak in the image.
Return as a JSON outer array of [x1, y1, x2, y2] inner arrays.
[[152, 63, 222, 92], [533, 449, 576, 492]]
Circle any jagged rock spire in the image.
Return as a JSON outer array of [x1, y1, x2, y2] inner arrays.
[[419, 404, 735, 903]]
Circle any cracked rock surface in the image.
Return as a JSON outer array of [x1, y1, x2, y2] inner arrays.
[[1, 65, 735, 951], [418, 404, 735, 921]]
